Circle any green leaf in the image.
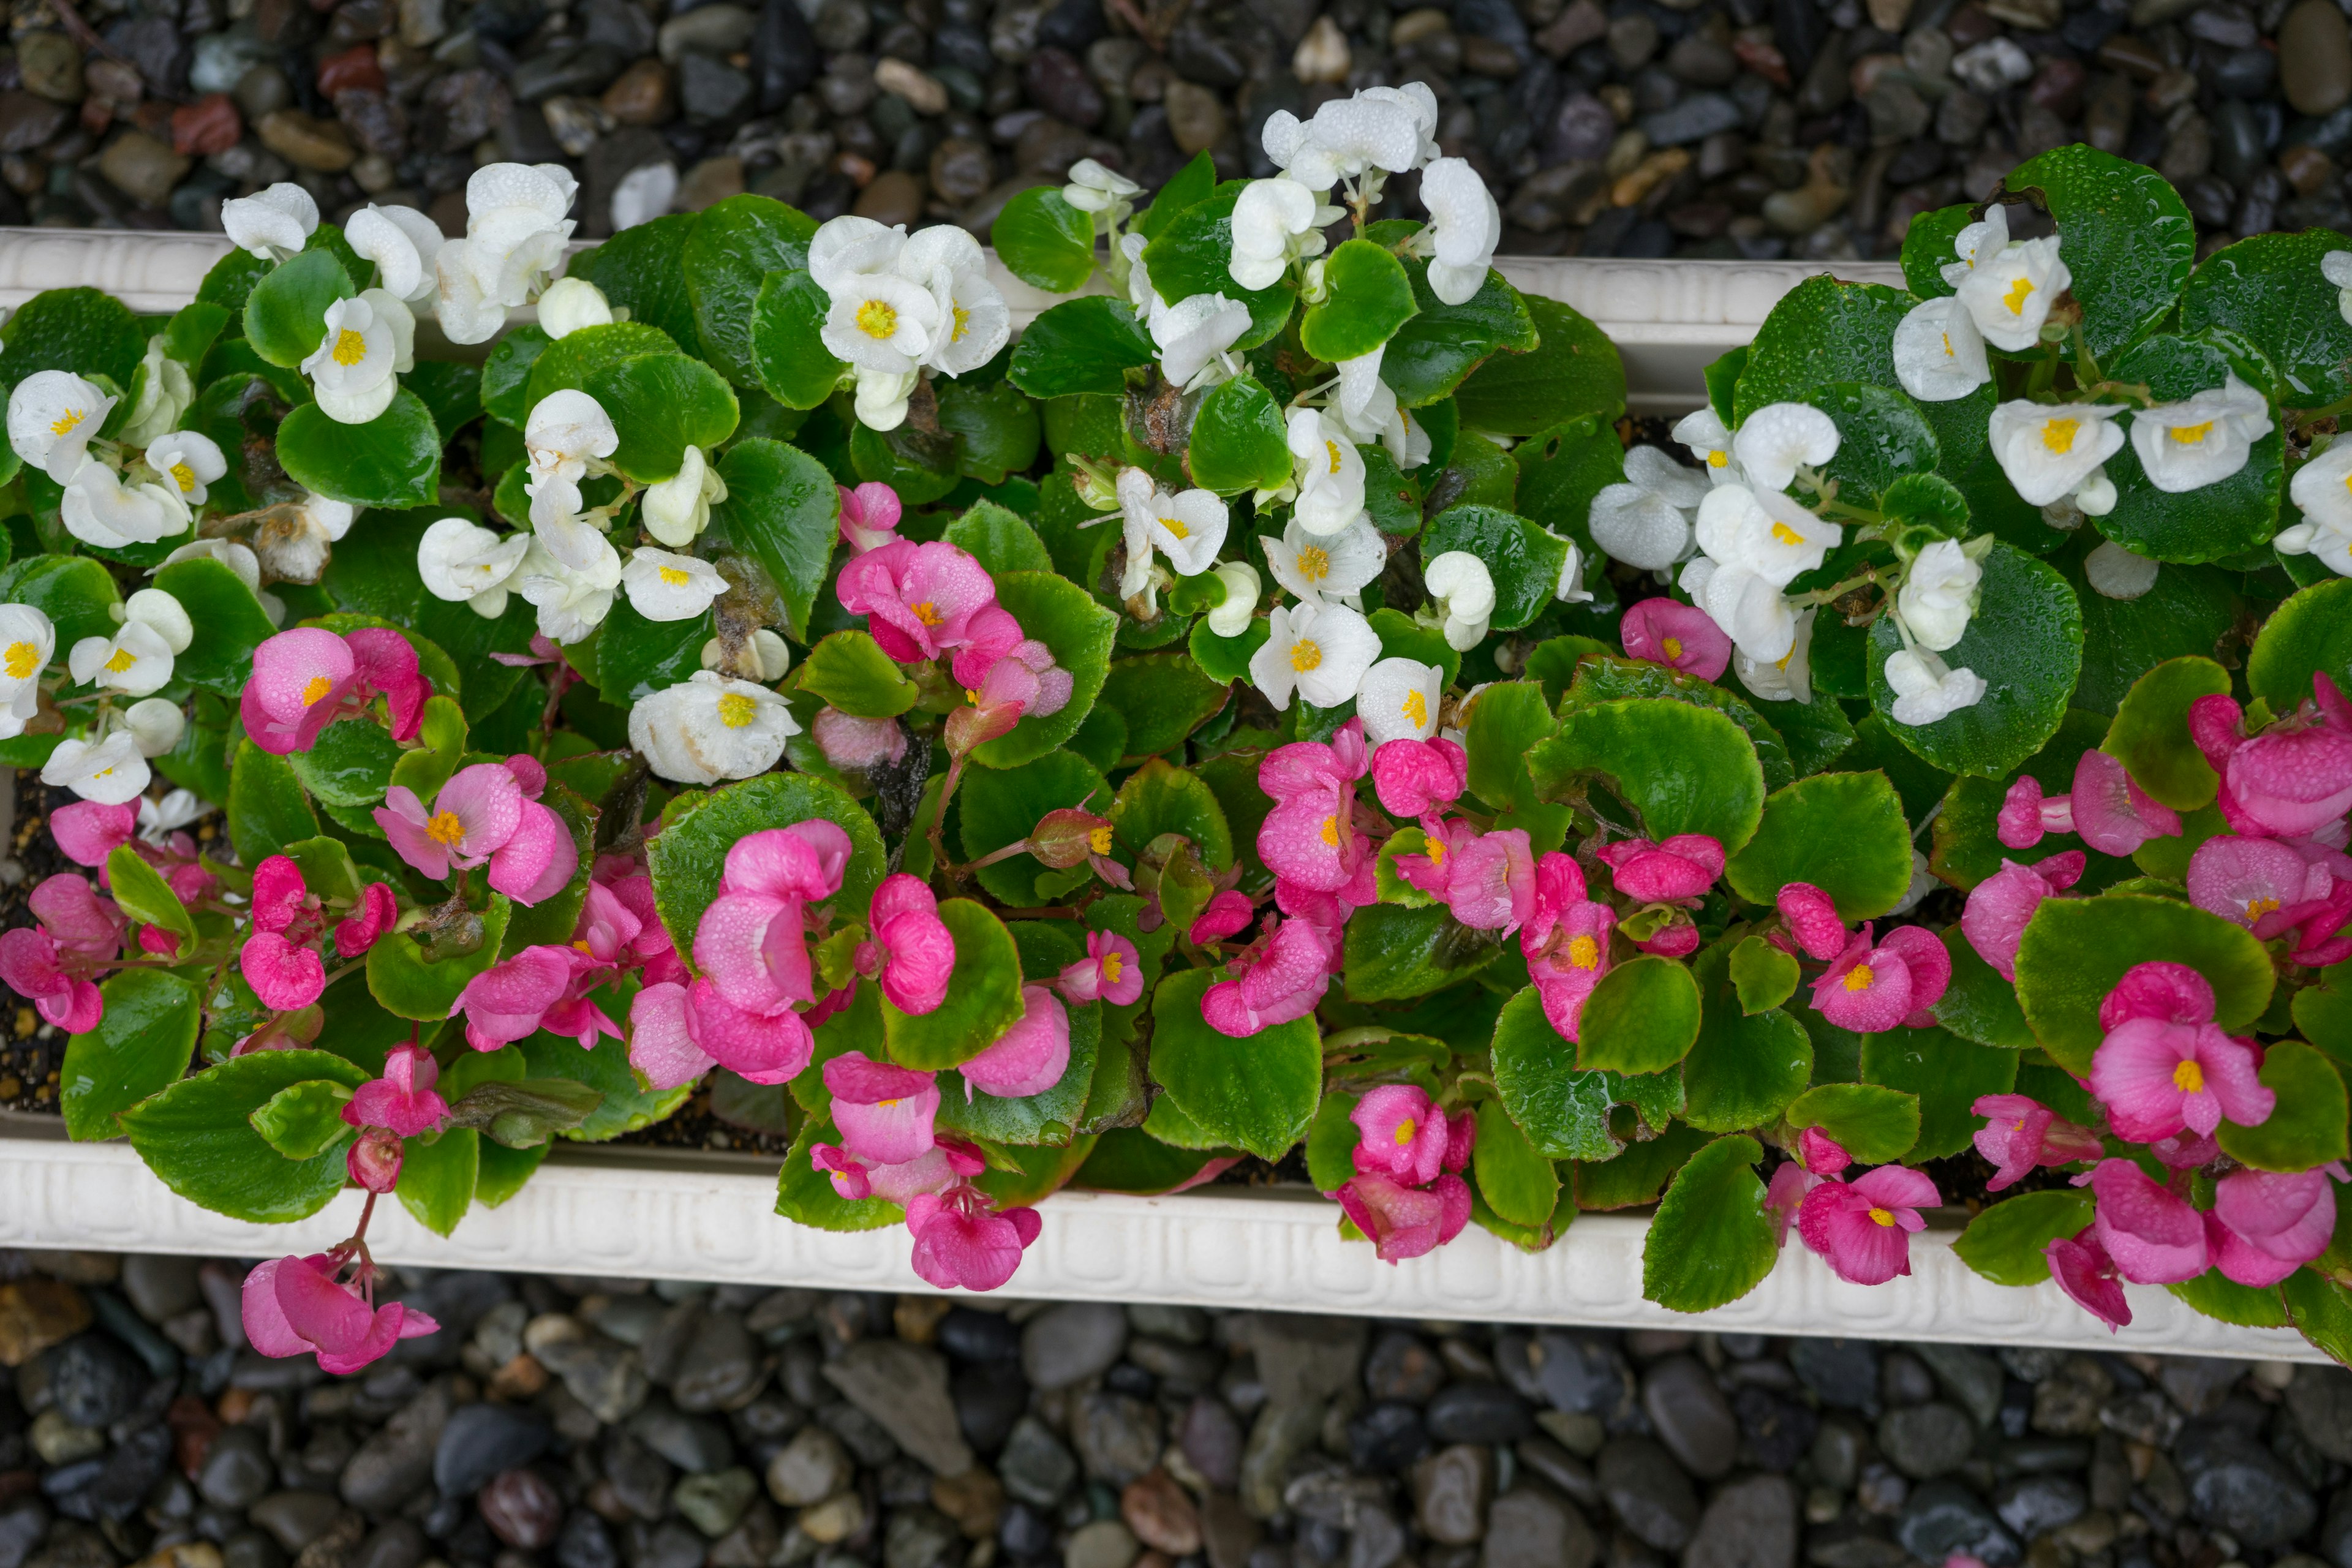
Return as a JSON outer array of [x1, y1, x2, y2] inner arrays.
[[682, 194, 818, 388], [714, 438, 838, 642], [650, 773, 887, 962], [1463, 681, 1555, 812], [973, 571, 1121, 768], [1642, 1135, 1777, 1313], [1531, 697, 1766, 850], [249, 1079, 356, 1161], [750, 270, 845, 410], [1137, 151, 1215, 239], [1473, 1097, 1560, 1227], [1149, 967, 1319, 1161], [2248, 576, 2352, 711], [1785, 1082, 1921, 1163], [2180, 228, 2352, 409], [1305, 1090, 1360, 1191], [0, 554, 121, 650], [881, 900, 1027, 1069], [2095, 336, 2283, 564], [777, 1112, 905, 1229], [1567, 655, 1800, 793], [2171, 1268, 2294, 1327], [481, 325, 551, 428], [396, 1127, 478, 1237], [958, 750, 1111, 906], [121, 1049, 372, 1223], [1384, 262, 1539, 409], [1951, 1189, 2095, 1286], [1684, 939, 1811, 1133], [2282, 1267, 2352, 1361], [2006, 141, 2196, 364], [1453, 295, 1624, 435], [850, 418, 960, 507], [103, 844, 193, 951], [578, 211, 704, 356], [1575, 1121, 1713, 1210], [937, 997, 1101, 1146], [275, 390, 442, 509], [800, 630, 917, 717], [2106, 655, 2229, 810], [1736, 277, 1912, 416], [228, 739, 321, 864], [1867, 541, 2083, 778], [515, 1016, 688, 1142], [1935, 927, 2037, 1049], [1, 285, 145, 386], [937, 380, 1041, 484], [1576, 955, 1702, 1075], [1095, 650, 1228, 761], [1140, 186, 1294, 350], [1859, 1023, 2017, 1161], [1343, 903, 1507, 1000], [406, 359, 483, 442], [1299, 239, 1419, 363], [941, 499, 1051, 576], [368, 895, 513, 1021], [1188, 375, 1292, 496], [1420, 505, 1571, 633], [1801, 382, 1939, 508], [1513, 414, 1624, 549], [1729, 936, 1801, 1016], [2067, 549, 2239, 720], [1899, 205, 1976, 298], [2014, 892, 2275, 1073], [526, 320, 682, 412], [1008, 297, 1156, 399], [993, 187, 1097, 292], [1490, 986, 1684, 1159], [1724, 770, 1915, 921], [587, 352, 740, 483], [594, 600, 709, 706], [1185, 619, 1263, 696], [164, 300, 230, 370], [239, 251, 355, 368], [151, 557, 275, 696], [2217, 1041, 2349, 1172], [60, 970, 199, 1140], [1109, 756, 1232, 870], [288, 718, 401, 809]]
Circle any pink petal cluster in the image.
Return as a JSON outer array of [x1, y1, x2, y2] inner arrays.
[[1056, 930, 1142, 1005], [1765, 1161, 1819, 1245], [1796, 1126, 1851, 1174], [1349, 1085, 1473, 1187], [376, 758, 576, 906], [2192, 676, 2352, 839], [1259, 721, 1378, 905], [1202, 900, 1340, 1037], [827, 1050, 940, 1163], [1370, 737, 1467, 819], [838, 481, 903, 553], [1521, 852, 1617, 1041], [52, 799, 217, 922], [1619, 597, 1732, 681], [1960, 850, 2084, 981], [1596, 834, 1725, 903], [239, 856, 333, 1010], [2188, 834, 2352, 967], [343, 1044, 450, 1138], [2087, 1156, 2206, 1283], [905, 1182, 1044, 1291], [1334, 1171, 1472, 1264], [2085, 962, 2272, 1141], [1189, 890, 1256, 946], [1997, 751, 2180, 858], [837, 540, 1018, 683], [812, 708, 911, 771], [2205, 1165, 2340, 1287], [961, 984, 1072, 1098], [1970, 1093, 2103, 1191], [1794, 1166, 1941, 1285], [2046, 1226, 2131, 1330], [1809, 924, 1951, 1033], [861, 873, 956, 1014], [242, 1255, 438, 1374], [0, 873, 123, 1032], [1440, 827, 1536, 933], [243, 627, 426, 756], [1774, 882, 1849, 962], [451, 943, 622, 1052]]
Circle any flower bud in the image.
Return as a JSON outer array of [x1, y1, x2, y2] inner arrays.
[[122, 697, 185, 758], [944, 696, 1021, 757], [349, 1128, 403, 1193], [537, 276, 614, 339], [1206, 561, 1260, 638], [1030, 809, 1112, 869]]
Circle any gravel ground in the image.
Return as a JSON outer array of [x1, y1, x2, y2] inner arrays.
[[0, 0, 2347, 262], [4, 1250, 2352, 1568]]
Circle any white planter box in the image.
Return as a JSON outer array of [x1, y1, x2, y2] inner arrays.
[[0, 227, 2296, 1359]]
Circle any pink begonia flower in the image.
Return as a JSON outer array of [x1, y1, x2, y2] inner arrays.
[[905, 1182, 1044, 1291], [242, 1255, 438, 1374], [1776, 882, 1849, 962], [571, 881, 644, 966], [489, 633, 564, 668], [240, 856, 328, 1010], [1765, 1162, 1820, 1246], [1797, 1126, 1851, 1175], [1370, 737, 1468, 820], [693, 823, 851, 1015], [347, 1128, 402, 1193], [334, 883, 399, 959], [960, 984, 1071, 1098], [864, 873, 956, 1014], [1521, 852, 1616, 1041], [2186, 834, 2352, 968], [451, 944, 620, 1052], [1057, 930, 1142, 1006], [50, 801, 135, 868], [813, 1137, 984, 1204], [2045, 1226, 2131, 1330], [1809, 924, 1951, 1033], [0, 927, 103, 1031], [688, 978, 816, 1080], [1201, 913, 1335, 1037], [345, 627, 426, 742], [1796, 1166, 1941, 1286], [375, 764, 525, 882], [1394, 816, 1479, 905], [486, 798, 578, 908], [1351, 1085, 1453, 1187], [2088, 1157, 2208, 1283], [1619, 597, 1732, 681], [1961, 851, 2085, 981], [813, 708, 910, 771], [2205, 1165, 2340, 1287], [2190, 677, 2352, 839], [31, 874, 126, 958], [1971, 1093, 2103, 1191], [1632, 916, 1700, 957], [2086, 961, 2272, 1140], [342, 1044, 449, 1137], [2150, 1129, 2221, 1169], [1189, 890, 1256, 946], [835, 540, 1000, 665], [1443, 828, 1536, 933], [962, 636, 1072, 720], [1999, 752, 2180, 857], [825, 1050, 941, 1165], [1596, 834, 1725, 903], [627, 981, 715, 1090], [1333, 1172, 1472, 1264], [241, 627, 358, 755], [839, 481, 903, 553], [1259, 723, 1378, 904]]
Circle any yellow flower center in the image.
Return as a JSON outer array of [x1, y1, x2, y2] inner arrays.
[[1393, 1118, 1416, 1147], [1868, 1207, 1896, 1227], [92, 766, 113, 780], [1319, 815, 1340, 846], [912, 601, 941, 626], [2173, 1058, 2205, 1093], [1662, 636, 1684, 658], [1567, 934, 1599, 969], [2247, 895, 2281, 919], [1706, 449, 1728, 468], [2, 642, 36, 679], [301, 674, 334, 706], [2041, 418, 2079, 454], [169, 462, 197, 493], [2170, 421, 2213, 445], [856, 300, 897, 339], [1102, 951, 1124, 983], [1426, 836, 1446, 867], [2002, 276, 2035, 315], [333, 328, 369, 367], [879, 1098, 900, 1110], [952, 304, 970, 343], [1297, 545, 1329, 581], [425, 810, 466, 846], [657, 566, 692, 586], [717, 692, 760, 728], [1325, 440, 1343, 475], [1290, 638, 1322, 673], [48, 408, 83, 439], [102, 647, 137, 674], [1161, 515, 1188, 540], [1843, 963, 1874, 992], [1088, 825, 1112, 854], [1941, 330, 1953, 358], [1401, 689, 1427, 728], [1770, 521, 1804, 546]]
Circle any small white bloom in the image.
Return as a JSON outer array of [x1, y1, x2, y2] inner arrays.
[[60, 461, 189, 551], [0, 680, 36, 741], [1896, 538, 1982, 652], [253, 492, 355, 583], [42, 731, 149, 805], [514, 537, 622, 644], [301, 290, 415, 424], [432, 241, 506, 346], [2075, 469, 2117, 516], [1329, 350, 1396, 445], [611, 162, 679, 232], [1287, 407, 1368, 536], [1589, 445, 1712, 570], [1694, 483, 1839, 588], [2283, 440, 2352, 576], [1732, 402, 1841, 492], [900, 225, 1011, 377], [1150, 291, 1250, 391], [156, 538, 262, 595], [1248, 599, 1381, 709], [1114, 467, 1228, 597], [526, 389, 618, 485], [1939, 204, 2011, 288], [123, 588, 192, 653], [1987, 399, 2127, 507], [1062, 157, 1141, 215], [138, 788, 206, 841], [535, 276, 614, 339], [418, 517, 531, 616], [2085, 539, 2162, 600], [2327, 251, 2352, 329], [1264, 513, 1384, 605], [1423, 551, 1496, 651], [526, 472, 614, 575], [1683, 556, 1798, 665], [622, 548, 730, 622], [1121, 232, 1158, 318], [434, 163, 578, 345], [1893, 296, 1991, 403], [221, 182, 319, 261], [2128, 372, 2272, 494], [821, 269, 940, 377], [1733, 605, 1815, 704], [852, 368, 919, 432], [1884, 647, 1988, 726], [1672, 406, 1740, 481], [1206, 560, 1261, 637], [702, 629, 794, 680], [1357, 656, 1443, 745], [144, 431, 227, 507], [643, 445, 728, 547], [809, 214, 908, 294], [1383, 402, 1433, 470], [0, 605, 56, 710], [1267, 84, 1434, 188], [345, 203, 445, 304], [1414, 158, 1500, 306], [627, 669, 801, 785], [1956, 235, 2069, 352], [1230, 178, 1328, 293], [9, 371, 116, 484], [123, 698, 184, 759], [116, 336, 195, 448]]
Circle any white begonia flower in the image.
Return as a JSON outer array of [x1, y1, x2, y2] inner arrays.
[[2326, 251, 2352, 328], [1671, 406, 1740, 483], [818, 228, 940, 375], [1956, 235, 2069, 353], [123, 589, 193, 654], [515, 536, 622, 644], [1265, 514, 1385, 605], [2085, 540, 2162, 600], [643, 445, 728, 547], [526, 390, 618, 485], [1063, 158, 1141, 216], [2127, 372, 2272, 494], [301, 290, 416, 425], [1733, 605, 1815, 704], [1884, 647, 1988, 727], [535, 276, 614, 339], [1939, 204, 2010, 288], [853, 369, 920, 432], [1383, 403, 1433, 470], [1731, 402, 1841, 492], [0, 605, 55, 739], [901, 225, 1011, 377], [622, 548, 730, 622], [1357, 657, 1444, 745], [156, 539, 262, 595], [702, 629, 794, 682], [1423, 551, 1496, 651], [1150, 291, 1250, 391], [1893, 296, 1992, 403], [526, 472, 614, 576], [1114, 467, 1228, 598], [1988, 399, 2127, 507], [123, 698, 184, 759], [61, 461, 189, 551], [1589, 445, 1712, 570], [1414, 159, 1501, 307], [1265, 83, 1436, 189], [1895, 537, 1982, 652], [628, 670, 800, 785], [1694, 483, 1839, 587], [1248, 599, 1381, 709], [1329, 350, 1396, 445], [1556, 541, 1593, 604], [808, 214, 907, 293], [434, 163, 578, 345], [138, 788, 206, 842], [221, 182, 318, 262], [1288, 407, 1368, 536], [2282, 439, 2352, 577], [117, 336, 195, 448], [418, 517, 532, 616], [1206, 560, 1261, 637], [1230, 178, 1330, 293], [9, 371, 116, 483], [0, 677, 37, 740], [144, 431, 226, 508], [254, 492, 356, 583], [1121, 232, 1158, 317], [42, 731, 149, 805], [1683, 556, 1798, 665], [345, 204, 445, 304]]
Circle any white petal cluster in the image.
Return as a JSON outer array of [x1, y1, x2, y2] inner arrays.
[[1589, 445, 1711, 570], [42, 731, 148, 805], [810, 217, 1010, 428], [2282, 439, 2352, 578], [2127, 372, 2271, 493], [1885, 647, 1988, 726], [1248, 599, 1380, 709], [60, 456, 191, 551], [221, 183, 318, 262], [145, 431, 227, 508], [1671, 407, 1740, 481], [255, 492, 356, 582], [434, 164, 579, 345], [1945, 205, 2070, 352], [1262, 82, 1439, 191], [628, 670, 801, 785], [69, 589, 189, 698], [301, 290, 417, 425], [1149, 292, 1250, 393], [536, 276, 614, 339], [1115, 467, 1229, 604], [1893, 296, 1991, 403], [117, 336, 195, 447], [1678, 480, 1841, 665], [1988, 399, 2125, 508], [524, 390, 620, 571], [0, 604, 55, 739], [1325, 351, 1430, 469], [1230, 178, 1339, 293], [1264, 513, 1384, 605], [1063, 159, 1140, 219], [515, 537, 622, 644], [1287, 407, 1368, 536], [1731, 402, 1841, 491], [643, 445, 728, 547], [1894, 537, 1983, 651], [1411, 158, 1501, 306], [621, 548, 731, 622], [1422, 551, 1496, 650], [346, 204, 446, 304], [1358, 657, 1443, 745], [8, 371, 115, 484], [1734, 606, 1815, 705], [418, 517, 532, 617]]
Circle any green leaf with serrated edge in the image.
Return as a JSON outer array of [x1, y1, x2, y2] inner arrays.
[[1798, 382, 1939, 510], [276, 390, 442, 509], [1299, 239, 1419, 363], [2170, 1268, 2294, 1327], [2007, 142, 2196, 364], [1736, 277, 1912, 416], [2067, 549, 2238, 720], [1384, 259, 1539, 409], [1473, 1097, 1561, 1227], [1109, 757, 1233, 870], [525, 320, 682, 411], [1576, 1121, 1714, 1210], [777, 1112, 905, 1229], [0, 555, 119, 649], [1008, 297, 1156, 399], [586, 351, 739, 483], [152, 557, 275, 696], [1463, 680, 1553, 812], [1490, 986, 1684, 1159], [800, 630, 917, 718], [1306, 1090, 1361, 1193], [1073, 1128, 1226, 1194], [228, 740, 321, 865], [956, 750, 1110, 907], [61, 970, 200, 1141], [1951, 1189, 2095, 1286], [2282, 1267, 2352, 1363], [121, 1049, 372, 1223], [1859, 1023, 2017, 1161], [1867, 541, 2082, 779], [2107, 656, 2229, 810], [368, 896, 513, 1021], [713, 438, 837, 642], [1454, 295, 1624, 435], [1880, 470, 1970, 537], [1642, 1134, 1777, 1313], [1421, 505, 1570, 633], [104, 844, 192, 950], [1189, 375, 1292, 496], [394, 1126, 477, 1237], [940, 382, 1044, 484], [1576, 954, 1702, 1075], [682, 194, 817, 387], [1724, 770, 1914, 921], [481, 323, 551, 428], [1143, 1091, 1224, 1150], [1096, 650, 1228, 760], [1148, 967, 1319, 1161], [577, 211, 703, 355], [2015, 894, 2274, 1074], [249, 1080, 356, 1161], [290, 718, 400, 809], [882, 900, 1025, 1069], [993, 186, 1097, 292], [2095, 337, 2283, 564], [649, 773, 886, 970], [2, 285, 144, 386], [1189, 615, 1270, 685], [1684, 940, 1811, 1133], [1899, 205, 1975, 298], [1513, 415, 1621, 550], [972, 571, 1120, 768], [1785, 1082, 1921, 1163], [1729, 935, 1801, 1016], [750, 270, 844, 410], [2217, 1041, 2349, 1172], [2181, 228, 2352, 409], [1567, 655, 1796, 793], [937, 998, 1101, 1147], [1531, 697, 1766, 851], [1343, 903, 1507, 1000], [1934, 927, 2035, 1049], [942, 499, 1051, 576], [594, 600, 708, 706], [2248, 576, 2352, 710], [239, 251, 352, 368]]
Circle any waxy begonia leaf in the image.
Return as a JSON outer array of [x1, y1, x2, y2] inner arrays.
[[1801, 382, 1939, 510], [0, 554, 119, 650], [1072, 1128, 1228, 1194], [1300, 239, 1419, 364], [2217, 1041, 2350, 1172], [122, 1049, 372, 1223], [2171, 1268, 2294, 1327], [2281, 1268, 2352, 1357], [1576, 954, 1702, 1075], [957, 750, 1111, 908], [1383, 257, 1539, 409], [228, 740, 322, 865], [1490, 986, 1684, 1160], [1899, 205, 1975, 300], [2006, 141, 2196, 365], [1109, 758, 1234, 873], [971, 571, 1120, 769], [714, 437, 838, 643], [1140, 185, 1295, 351], [526, 321, 682, 412], [778, 1114, 905, 1231], [1575, 1121, 1714, 1210], [1531, 697, 1766, 851], [1724, 770, 1914, 921], [368, 895, 514, 1022], [153, 557, 276, 697], [587, 352, 740, 484], [1008, 297, 1156, 399], [2067, 550, 2240, 718], [800, 630, 918, 718], [1641, 1135, 1777, 1313], [992, 187, 1096, 293], [578, 211, 704, 356], [1683, 939, 1811, 1133], [1735, 277, 1912, 418], [1094, 650, 1228, 762], [750, 270, 845, 410], [2106, 656, 2230, 810], [1473, 1097, 1560, 1227], [943, 499, 1052, 576], [1951, 1189, 2095, 1286], [938, 385, 1044, 486], [937, 998, 1101, 1147], [2180, 227, 2352, 409], [2248, 576, 2352, 712], [250, 1079, 357, 1161], [1512, 415, 1621, 551], [396, 1126, 478, 1237], [682, 194, 818, 388], [1463, 680, 1555, 813], [1934, 928, 2036, 1050], [1344, 903, 1507, 1001], [1452, 295, 1623, 435], [1188, 375, 1292, 496], [479, 324, 550, 428], [1149, 967, 1320, 1161], [240, 251, 352, 369], [974, 1134, 1097, 1209], [1785, 1082, 1921, 1163], [1421, 505, 1570, 633], [276, 390, 443, 510], [61, 970, 201, 1142], [288, 718, 401, 809], [882, 899, 1026, 1069], [650, 772, 887, 964], [2013, 893, 2274, 1074], [1859, 1024, 2016, 1161]]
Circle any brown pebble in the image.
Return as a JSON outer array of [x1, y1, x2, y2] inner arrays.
[[1120, 1469, 1202, 1556], [2281, 0, 2352, 115], [172, 94, 243, 156], [601, 58, 674, 124], [2282, 143, 2338, 195], [853, 167, 924, 224], [257, 107, 355, 170], [0, 1278, 90, 1367]]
